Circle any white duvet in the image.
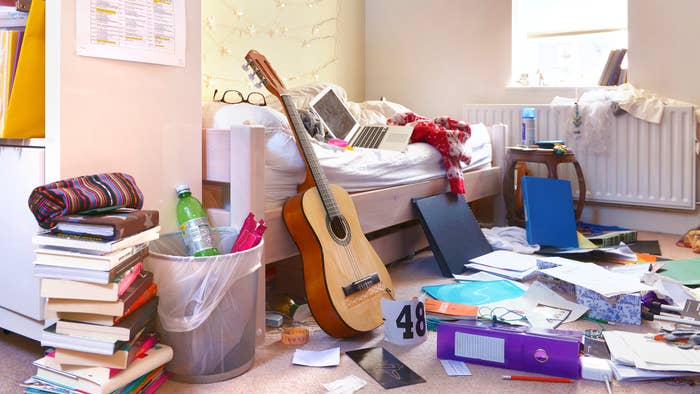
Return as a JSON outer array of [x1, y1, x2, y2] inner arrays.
[[264, 124, 492, 208]]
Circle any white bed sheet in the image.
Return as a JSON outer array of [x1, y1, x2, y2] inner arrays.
[[264, 123, 492, 209]]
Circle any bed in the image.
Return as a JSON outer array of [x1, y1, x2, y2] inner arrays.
[[201, 84, 506, 342]]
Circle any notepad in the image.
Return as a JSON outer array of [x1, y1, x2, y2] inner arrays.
[[521, 176, 578, 248]]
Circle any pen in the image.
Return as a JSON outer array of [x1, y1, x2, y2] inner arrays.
[[502, 375, 573, 383]]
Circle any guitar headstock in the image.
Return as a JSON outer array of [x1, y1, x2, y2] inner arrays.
[[244, 50, 287, 98]]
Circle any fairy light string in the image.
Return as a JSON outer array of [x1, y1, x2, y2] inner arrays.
[[202, 0, 341, 93]]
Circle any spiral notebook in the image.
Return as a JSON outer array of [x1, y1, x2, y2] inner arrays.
[[412, 192, 492, 277]]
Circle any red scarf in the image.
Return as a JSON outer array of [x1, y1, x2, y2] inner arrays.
[[389, 112, 472, 194]]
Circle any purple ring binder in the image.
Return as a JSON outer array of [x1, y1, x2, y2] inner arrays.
[[436, 320, 583, 379]]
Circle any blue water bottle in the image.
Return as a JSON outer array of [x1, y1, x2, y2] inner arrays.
[[521, 108, 536, 146]]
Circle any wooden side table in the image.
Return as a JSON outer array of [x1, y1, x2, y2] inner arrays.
[[503, 147, 586, 227]]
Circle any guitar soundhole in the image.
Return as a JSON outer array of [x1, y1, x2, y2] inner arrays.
[[328, 215, 351, 246]]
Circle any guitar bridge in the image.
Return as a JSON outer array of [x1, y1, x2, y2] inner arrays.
[[342, 273, 380, 296]]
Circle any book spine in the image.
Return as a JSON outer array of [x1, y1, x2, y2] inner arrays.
[[114, 283, 157, 325], [116, 262, 143, 297], [108, 246, 149, 282]]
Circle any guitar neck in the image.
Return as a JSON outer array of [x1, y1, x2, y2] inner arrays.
[[280, 94, 340, 217]]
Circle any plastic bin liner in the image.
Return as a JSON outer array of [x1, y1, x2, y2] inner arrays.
[[144, 228, 262, 381]]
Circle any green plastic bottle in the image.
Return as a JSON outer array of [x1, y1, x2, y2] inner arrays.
[[175, 184, 219, 257]]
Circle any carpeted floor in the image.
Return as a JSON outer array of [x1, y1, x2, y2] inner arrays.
[[2, 231, 698, 393]]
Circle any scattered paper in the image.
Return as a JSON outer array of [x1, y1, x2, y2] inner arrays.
[[453, 271, 529, 291], [611, 362, 699, 381], [610, 263, 651, 280], [469, 250, 538, 272], [464, 263, 537, 281], [322, 375, 367, 393], [440, 359, 472, 376], [292, 347, 340, 367], [604, 331, 700, 373], [522, 281, 588, 326]]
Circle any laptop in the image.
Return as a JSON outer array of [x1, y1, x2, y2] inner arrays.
[[309, 87, 413, 152]]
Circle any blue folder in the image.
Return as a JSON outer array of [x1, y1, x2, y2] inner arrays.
[[521, 176, 578, 248]]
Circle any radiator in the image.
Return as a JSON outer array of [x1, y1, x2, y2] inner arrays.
[[464, 104, 697, 210]]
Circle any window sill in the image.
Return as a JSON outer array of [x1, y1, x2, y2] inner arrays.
[[505, 85, 604, 90]]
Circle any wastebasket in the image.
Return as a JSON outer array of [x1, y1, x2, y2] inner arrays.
[[144, 228, 263, 384]]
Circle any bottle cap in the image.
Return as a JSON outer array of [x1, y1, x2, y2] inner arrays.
[[522, 108, 536, 118], [175, 183, 190, 196]]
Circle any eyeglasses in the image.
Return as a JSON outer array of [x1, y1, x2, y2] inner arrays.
[[212, 89, 266, 106]]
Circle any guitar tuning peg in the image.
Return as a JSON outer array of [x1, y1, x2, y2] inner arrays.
[[248, 73, 256, 81], [241, 63, 250, 71], [254, 81, 263, 89]]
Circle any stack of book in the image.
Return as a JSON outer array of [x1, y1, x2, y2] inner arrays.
[[24, 209, 173, 393], [598, 48, 628, 86]]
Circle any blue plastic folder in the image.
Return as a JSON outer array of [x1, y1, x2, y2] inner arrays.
[[421, 281, 525, 305], [521, 176, 578, 248]]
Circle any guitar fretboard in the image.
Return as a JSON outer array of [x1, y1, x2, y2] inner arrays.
[[281, 94, 340, 218]]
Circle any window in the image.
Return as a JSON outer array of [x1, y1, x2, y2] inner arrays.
[[511, 0, 627, 87]]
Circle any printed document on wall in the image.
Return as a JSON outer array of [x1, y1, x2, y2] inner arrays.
[[76, 0, 186, 67]]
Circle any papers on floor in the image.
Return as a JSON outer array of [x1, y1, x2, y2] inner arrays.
[[292, 347, 340, 367], [440, 359, 472, 376], [465, 250, 538, 280], [521, 281, 588, 328], [539, 261, 655, 297], [604, 331, 700, 373], [610, 362, 699, 381], [453, 271, 529, 291], [322, 375, 368, 393]]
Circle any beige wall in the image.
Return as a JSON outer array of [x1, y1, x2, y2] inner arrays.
[[366, 0, 700, 118], [46, 1, 202, 233], [365, 0, 700, 233], [628, 0, 700, 106], [202, 0, 365, 102]]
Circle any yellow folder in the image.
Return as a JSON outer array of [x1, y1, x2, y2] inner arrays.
[[0, 29, 19, 134], [2, 0, 44, 139]]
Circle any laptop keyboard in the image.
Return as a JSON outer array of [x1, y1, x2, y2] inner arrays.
[[350, 126, 387, 149]]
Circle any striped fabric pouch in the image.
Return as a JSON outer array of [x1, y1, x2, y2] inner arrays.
[[28, 173, 144, 229]]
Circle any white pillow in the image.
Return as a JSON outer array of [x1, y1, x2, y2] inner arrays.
[[202, 102, 290, 133], [265, 82, 348, 113]]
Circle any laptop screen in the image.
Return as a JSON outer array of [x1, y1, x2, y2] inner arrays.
[[310, 88, 357, 139]]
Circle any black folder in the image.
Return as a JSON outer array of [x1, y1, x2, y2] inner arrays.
[[412, 192, 493, 277]]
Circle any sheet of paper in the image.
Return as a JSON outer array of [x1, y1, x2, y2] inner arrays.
[[292, 347, 340, 367], [522, 281, 588, 324], [540, 263, 655, 297], [611, 362, 699, 381], [440, 359, 472, 376], [464, 263, 537, 280], [453, 271, 529, 291], [322, 375, 368, 393], [610, 263, 651, 280], [604, 331, 700, 372], [469, 250, 538, 271]]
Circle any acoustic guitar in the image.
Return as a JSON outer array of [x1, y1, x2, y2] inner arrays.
[[244, 50, 395, 338]]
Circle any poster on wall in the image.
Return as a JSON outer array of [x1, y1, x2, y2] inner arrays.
[[76, 0, 186, 67]]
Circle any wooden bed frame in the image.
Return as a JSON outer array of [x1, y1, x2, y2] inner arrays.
[[202, 124, 506, 344]]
